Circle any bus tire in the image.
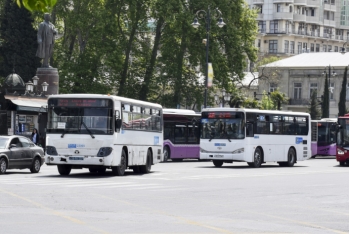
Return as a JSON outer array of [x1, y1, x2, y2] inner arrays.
[[57, 165, 71, 175], [140, 150, 152, 174], [286, 148, 296, 167], [213, 160, 223, 167], [112, 150, 127, 176], [163, 146, 170, 162], [250, 148, 263, 168], [339, 161, 345, 166], [0, 158, 7, 175]]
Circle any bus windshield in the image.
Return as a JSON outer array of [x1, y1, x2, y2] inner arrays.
[[338, 119, 349, 147], [47, 98, 114, 135], [201, 112, 245, 140]]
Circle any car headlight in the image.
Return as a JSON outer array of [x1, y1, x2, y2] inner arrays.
[[46, 146, 58, 156], [232, 148, 244, 154], [338, 149, 345, 155], [97, 147, 113, 157], [200, 148, 209, 153]]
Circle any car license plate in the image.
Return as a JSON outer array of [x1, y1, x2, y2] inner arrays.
[[69, 157, 84, 160], [214, 155, 224, 158]]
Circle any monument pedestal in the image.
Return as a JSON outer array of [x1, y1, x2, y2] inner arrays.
[[36, 68, 59, 95]]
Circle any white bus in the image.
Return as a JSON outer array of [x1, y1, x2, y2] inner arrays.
[[200, 108, 311, 167], [45, 94, 163, 176]]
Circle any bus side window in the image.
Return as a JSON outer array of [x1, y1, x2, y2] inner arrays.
[[246, 123, 254, 137]]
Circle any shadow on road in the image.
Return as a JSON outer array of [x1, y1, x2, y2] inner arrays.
[[197, 165, 309, 169]]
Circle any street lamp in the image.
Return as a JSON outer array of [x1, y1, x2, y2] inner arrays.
[[214, 88, 231, 107], [322, 65, 337, 117], [192, 7, 226, 108], [24, 76, 49, 97]]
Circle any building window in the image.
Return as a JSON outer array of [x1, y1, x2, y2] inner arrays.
[[294, 83, 302, 99], [270, 21, 278, 33], [269, 40, 278, 53], [257, 39, 261, 48], [323, 45, 327, 52], [297, 42, 302, 54], [310, 83, 318, 98], [303, 43, 308, 52], [258, 21, 266, 33], [290, 41, 295, 54], [284, 40, 289, 53], [328, 45, 332, 52], [310, 43, 315, 52], [330, 82, 334, 100], [316, 44, 320, 52], [277, 4, 281, 12], [270, 83, 278, 92], [335, 46, 338, 52]]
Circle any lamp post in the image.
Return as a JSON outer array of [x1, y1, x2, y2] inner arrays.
[[214, 88, 231, 107], [191, 7, 226, 108], [322, 65, 337, 117], [24, 76, 49, 97]]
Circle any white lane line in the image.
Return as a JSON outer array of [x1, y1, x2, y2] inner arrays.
[[65, 182, 134, 187], [107, 183, 159, 188]]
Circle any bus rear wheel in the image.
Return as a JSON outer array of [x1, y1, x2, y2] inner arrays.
[[163, 146, 170, 162], [286, 148, 296, 167], [249, 148, 262, 168], [140, 150, 152, 173], [112, 150, 127, 176], [213, 160, 223, 167], [57, 165, 71, 175]]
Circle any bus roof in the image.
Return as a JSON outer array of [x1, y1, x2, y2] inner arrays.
[[163, 108, 200, 116], [201, 108, 310, 116], [48, 94, 162, 109]]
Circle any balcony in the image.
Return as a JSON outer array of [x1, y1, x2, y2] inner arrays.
[[324, 19, 336, 27], [273, 12, 293, 20], [273, 0, 293, 3], [257, 13, 264, 20], [293, 14, 306, 22], [253, 0, 264, 4], [266, 28, 289, 34], [307, 0, 320, 7], [293, 0, 306, 5], [289, 98, 310, 105], [306, 16, 320, 24], [335, 35, 344, 40], [324, 3, 336, 11]]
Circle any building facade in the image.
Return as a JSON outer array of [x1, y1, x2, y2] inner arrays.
[[259, 52, 349, 117], [247, 0, 349, 56]]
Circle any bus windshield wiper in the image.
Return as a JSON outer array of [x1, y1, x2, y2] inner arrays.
[[226, 134, 231, 142], [61, 129, 77, 138], [81, 121, 95, 139], [209, 134, 214, 142]]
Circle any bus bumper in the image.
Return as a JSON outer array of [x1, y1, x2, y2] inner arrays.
[[45, 155, 114, 166], [200, 152, 245, 161]]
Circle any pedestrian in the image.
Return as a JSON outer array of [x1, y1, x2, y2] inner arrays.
[[31, 128, 40, 145]]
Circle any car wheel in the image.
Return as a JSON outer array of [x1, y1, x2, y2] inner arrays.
[[30, 157, 41, 173], [163, 146, 170, 162], [0, 158, 7, 175], [57, 165, 71, 175], [112, 150, 127, 176], [140, 150, 152, 173], [250, 148, 262, 168], [213, 160, 223, 167]]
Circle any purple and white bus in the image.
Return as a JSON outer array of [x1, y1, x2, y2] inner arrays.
[[311, 118, 337, 157], [163, 109, 200, 162]]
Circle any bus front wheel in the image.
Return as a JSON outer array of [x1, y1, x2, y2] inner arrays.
[[112, 150, 127, 176], [249, 148, 262, 168], [57, 165, 71, 175], [339, 161, 345, 166], [213, 160, 223, 167]]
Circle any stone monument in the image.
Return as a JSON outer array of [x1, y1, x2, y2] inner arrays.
[[35, 13, 59, 95]]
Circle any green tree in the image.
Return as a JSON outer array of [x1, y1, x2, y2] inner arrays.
[[338, 66, 348, 117], [0, 0, 41, 82], [16, 0, 57, 12], [322, 74, 329, 118], [308, 90, 321, 120]]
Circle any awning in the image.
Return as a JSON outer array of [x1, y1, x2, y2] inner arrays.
[[5, 96, 48, 112]]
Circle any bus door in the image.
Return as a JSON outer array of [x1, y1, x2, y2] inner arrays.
[[186, 122, 199, 158], [173, 124, 187, 158]]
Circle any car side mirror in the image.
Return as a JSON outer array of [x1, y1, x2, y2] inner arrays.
[[9, 144, 17, 148]]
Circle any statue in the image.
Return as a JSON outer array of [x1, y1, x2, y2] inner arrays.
[[36, 13, 57, 68]]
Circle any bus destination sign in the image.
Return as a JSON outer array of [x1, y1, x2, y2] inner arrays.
[[203, 112, 243, 119], [56, 99, 110, 107]]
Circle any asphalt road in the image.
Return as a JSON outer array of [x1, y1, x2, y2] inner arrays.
[[0, 157, 348, 234]]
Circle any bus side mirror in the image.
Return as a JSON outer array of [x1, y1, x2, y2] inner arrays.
[[115, 119, 122, 131]]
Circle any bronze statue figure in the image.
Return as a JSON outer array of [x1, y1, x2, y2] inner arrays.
[[36, 13, 57, 68]]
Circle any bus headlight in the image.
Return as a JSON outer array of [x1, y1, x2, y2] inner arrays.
[[338, 149, 345, 155], [97, 147, 113, 157], [46, 146, 58, 156], [200, 148, 209, 153], [232, 148, 244, 154]]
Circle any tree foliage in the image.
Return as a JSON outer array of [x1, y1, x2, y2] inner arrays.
[[322, 75, 329, 118], [338, 66, 348, 117], [308, 90, 321, 120], [0, 0, 41, 82], [16, 0, 57, 13]]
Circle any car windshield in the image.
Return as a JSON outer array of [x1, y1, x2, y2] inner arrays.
[[0, 138, 8, 149]]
